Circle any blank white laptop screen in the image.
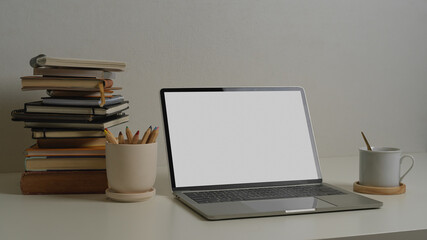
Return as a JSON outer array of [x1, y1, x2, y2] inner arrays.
[[163, 89, 320, 188]]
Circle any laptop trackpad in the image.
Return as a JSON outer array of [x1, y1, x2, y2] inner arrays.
[[243, 197, 336, 213]]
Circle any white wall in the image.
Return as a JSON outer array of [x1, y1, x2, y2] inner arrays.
[[1, 0, 426, 172]]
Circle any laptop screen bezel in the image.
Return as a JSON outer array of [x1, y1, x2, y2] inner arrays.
[[160, 87, 322, 192]]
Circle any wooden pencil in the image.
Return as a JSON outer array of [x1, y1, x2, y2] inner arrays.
[[118, 131, 125, 144], [131, 130, 140, 144], [361, 131, 372, 151], [104, 130, 118, 144], [125, 126, 133, 143], [140, 126, 152, 144], [147, 127, 159, 143]]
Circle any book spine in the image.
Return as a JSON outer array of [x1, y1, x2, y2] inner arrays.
[[20, 171, 108, 194], [30, 54, 46, 68], [36, 138, 106, 148]]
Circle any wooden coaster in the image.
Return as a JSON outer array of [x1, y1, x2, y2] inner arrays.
[[353, 181, 406, 195], [105, 188, 156, 202]]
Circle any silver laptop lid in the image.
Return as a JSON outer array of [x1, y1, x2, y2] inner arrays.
[[161, 87, 322, 191]]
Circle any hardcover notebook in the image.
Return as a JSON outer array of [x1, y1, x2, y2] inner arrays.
[[30, 54, 126, 72], [21, 76, 114, 89], [11, 109, 111, 122], [20, 170, 108, 195], [23, 113, 129, 130], [24, 101, 129, 115], [32, 129, 104, 139], [41, 95, 124, 107], [25, 155, 106, 171], [161, 87, 382, 220], [33, 67, 116, 79]]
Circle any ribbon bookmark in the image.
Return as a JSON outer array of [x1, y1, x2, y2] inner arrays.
[[98, 81, 106, 107]]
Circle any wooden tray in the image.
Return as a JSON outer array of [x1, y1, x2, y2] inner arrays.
[[353, 181, 406, 195]]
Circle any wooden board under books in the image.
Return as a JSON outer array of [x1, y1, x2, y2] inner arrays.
[[30, 54, 126, 72], [25, 156, 106, 171], [20, 170, 108, 194], [37, 138, 106, 148], [34, 67, 115, 79]]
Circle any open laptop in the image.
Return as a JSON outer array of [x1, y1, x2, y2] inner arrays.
[[160, 87, 382, 220]]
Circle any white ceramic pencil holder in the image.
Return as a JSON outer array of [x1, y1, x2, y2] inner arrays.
[[105, 142, 157, 202]]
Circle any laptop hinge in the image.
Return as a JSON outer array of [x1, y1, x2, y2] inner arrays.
[[173, 179, 323, 192]]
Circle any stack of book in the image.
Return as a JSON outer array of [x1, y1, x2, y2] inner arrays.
[[11, 54, 128, 194]]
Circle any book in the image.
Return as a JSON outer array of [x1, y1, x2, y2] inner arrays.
[[22, 86, 122, 91], [24, 113, 129, 129], [25, 101, 129, 115], [25, 156, 106, 171], [47, 90, 114, 98], [30, 54, 126, 72], [42, 95, 124, 107], [34, 67, 115, 79], [21, 76, 114, 89], [11, 109, 111, 122], [32, 129, 105, 139], [37, 137, 106, 148], [25, 145, 105, 156], [20, 170, 108, 194]]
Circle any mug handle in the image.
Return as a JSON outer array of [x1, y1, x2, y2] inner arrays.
[[400, 154, 415, 183]]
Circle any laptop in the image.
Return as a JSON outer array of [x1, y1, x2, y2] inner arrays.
[[160, 87, 382, 220]]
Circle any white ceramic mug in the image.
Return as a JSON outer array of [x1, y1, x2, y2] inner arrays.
[[106, 143, 157, 193], [359, 147, 414, 187]]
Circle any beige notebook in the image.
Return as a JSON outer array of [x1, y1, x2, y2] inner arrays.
[[30, 54, 126, 72]]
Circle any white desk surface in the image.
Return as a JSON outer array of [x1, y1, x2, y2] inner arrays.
[[1, 153, 427, 240]]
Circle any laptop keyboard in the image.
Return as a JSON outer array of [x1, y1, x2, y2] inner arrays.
[[184, 184, 346, 204]]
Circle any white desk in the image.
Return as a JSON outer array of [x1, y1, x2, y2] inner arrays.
[[1, 153, 427, 240]]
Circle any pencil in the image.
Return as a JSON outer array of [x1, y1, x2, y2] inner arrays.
[[105, 127, 112, 135], [131, 130, 140, 144], [118, 131, 125, 144], [147, 127, 159, 143], [140, 126, 152, 144], [105, 128, 116, 143], [361, 131, 372, 151], [104, 129, 118, 144], [125, 126, 133, 143]]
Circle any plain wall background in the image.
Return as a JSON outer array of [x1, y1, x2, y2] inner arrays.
[[1, 0, 426, 172]]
